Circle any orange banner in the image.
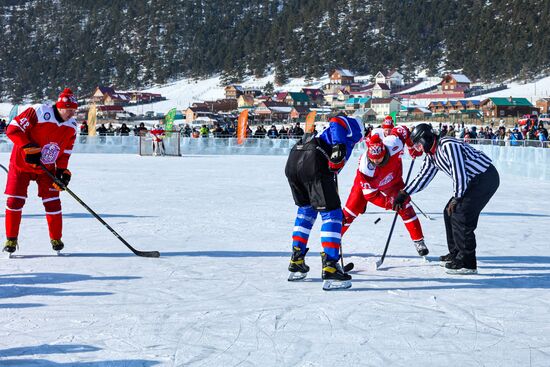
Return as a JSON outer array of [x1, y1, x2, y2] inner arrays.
[[237, 109, 249, 145], [305, 111, 317, 133]]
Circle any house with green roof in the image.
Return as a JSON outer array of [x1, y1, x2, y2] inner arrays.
[[345, 97, 371, 112], [285, 92, 313, 108], [480, 97, 538, 118]]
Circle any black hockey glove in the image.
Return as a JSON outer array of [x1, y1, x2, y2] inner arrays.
[[328, 143, 346, 172], [53, 168, 71, 191], [446, 197, 461, 216], [392, 190, 410, 211], [22, 143, 42, 166]]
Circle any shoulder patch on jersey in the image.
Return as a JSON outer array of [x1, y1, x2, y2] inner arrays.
[[358, 151, 376, 177], [35, 104, 54, 121]]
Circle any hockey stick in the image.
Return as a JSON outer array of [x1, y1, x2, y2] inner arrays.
[[335, 174, 354, 272], [375, 159, 416, 269], [410, 199, 434, 220], [38, 163, 160, 258]]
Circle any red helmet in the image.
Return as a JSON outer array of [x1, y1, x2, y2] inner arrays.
[[367, 134, 386, 160], [382, 115, 394, 129]]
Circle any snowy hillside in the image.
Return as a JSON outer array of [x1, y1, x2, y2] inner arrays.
[[0, 153, 549, 366], [1, 74, 550, 119], [124, 75, 331, 115]]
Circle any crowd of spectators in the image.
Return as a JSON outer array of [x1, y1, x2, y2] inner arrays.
[[71, 118, 550, 148], [436, 121, 549, 147], [178, 122, 310, 139]]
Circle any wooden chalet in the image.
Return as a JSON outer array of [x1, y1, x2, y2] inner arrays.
[[185, 104, 210, 122], [302, 88, 324, 105], [255, 101, 292, 122], [441, 73, 471, 93], [290, 106, 311, 120], [536, 98, 550, 114], [329, 68, 355, 85], [285, 92, 312, 107], [480, 97, 538, 118], [224, 85, 244, 99]]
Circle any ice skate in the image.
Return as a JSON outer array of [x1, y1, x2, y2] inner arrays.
[[3, 239, 18, 258], [445, 259, 477, 274], [51, 239, 64, 255], [414, 239, 429, 257], [439, 252, 456, 267], [288, 247, 309, 281], [321, 252, 351, 290]]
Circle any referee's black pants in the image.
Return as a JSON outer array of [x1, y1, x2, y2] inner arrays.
[[443, 164, 500, 267]]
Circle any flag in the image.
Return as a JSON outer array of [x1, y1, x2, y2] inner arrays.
[[164, 108, 177, 136], [237, 109, 248, 145], [390, 111, 397, 123], [8, 105, 19, 122], [305, 111, 317, 133], [87, 104, 97, 136]]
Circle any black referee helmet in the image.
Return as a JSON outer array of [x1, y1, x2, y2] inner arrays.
[[410, 123, 437, 153]]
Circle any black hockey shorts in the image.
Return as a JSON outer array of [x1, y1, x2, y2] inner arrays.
[[284, 138, 340, 211]]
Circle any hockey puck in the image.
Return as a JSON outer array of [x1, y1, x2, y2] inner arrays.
[[374, 217, 381, 224]]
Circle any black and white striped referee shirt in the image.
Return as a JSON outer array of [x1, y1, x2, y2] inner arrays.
[[404, 136, 492, 198]]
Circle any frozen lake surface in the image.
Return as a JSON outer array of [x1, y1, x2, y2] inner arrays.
[[0, 153, 549, 366]]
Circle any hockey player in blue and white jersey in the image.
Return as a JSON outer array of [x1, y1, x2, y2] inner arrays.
[[284, 113, 363, 290]]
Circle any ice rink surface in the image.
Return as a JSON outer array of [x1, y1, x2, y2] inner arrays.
[[0, 153, 549, 366]]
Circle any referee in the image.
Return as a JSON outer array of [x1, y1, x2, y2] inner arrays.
[[393, 123, 499, 274]]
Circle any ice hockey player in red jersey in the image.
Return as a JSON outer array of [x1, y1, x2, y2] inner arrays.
[[341, 130, 429, 257], [3, 88, 78, 255], [371, 115, 424, 160], [150, 123, 166, 156]]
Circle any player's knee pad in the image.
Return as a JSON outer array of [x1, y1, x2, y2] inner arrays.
[[43, 197, 61, 214], [6, 197, 25, 211]]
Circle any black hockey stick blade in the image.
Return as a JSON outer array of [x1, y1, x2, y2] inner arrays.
[[344, 262, 354, 272], [133, 250, 160, 258], [128, 246, 160, 258]]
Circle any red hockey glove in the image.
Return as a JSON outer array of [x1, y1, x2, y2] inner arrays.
[[22, 143, 42, 166], [384, 194, 395, 210], [341, 209, 356, 236], [408, 146, 423, 159], [392, 190, 410, 211], [53, 168, 71, 191], [391, 126, 411, 145]]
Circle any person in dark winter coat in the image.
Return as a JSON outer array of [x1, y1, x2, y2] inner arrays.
[[267, 125, 279, 139]]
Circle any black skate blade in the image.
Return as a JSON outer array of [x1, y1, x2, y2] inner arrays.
[[288, 272, 307, 281], [322, 279, 352, 291]]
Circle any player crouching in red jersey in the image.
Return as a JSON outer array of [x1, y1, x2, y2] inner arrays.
[[341, 130, 429, 257], [3, 88, 78, 255]]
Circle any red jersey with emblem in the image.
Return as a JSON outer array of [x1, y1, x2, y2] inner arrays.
[[7, 104, 77, 174], [356, 134, 404, 199], [150, 128, 165, 142]]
